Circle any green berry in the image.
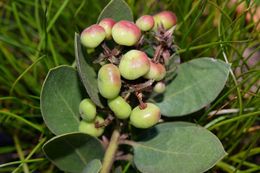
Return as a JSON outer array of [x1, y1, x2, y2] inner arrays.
[[98, 64, 121, 99], [153, 82, 166, 93], [153, 11, 177, 30], [78, 116, 105, 137], [119, 50, 150, 80], [81, 24, 106, 48], [112, 20, 141, 46], [99, 18, 116, 40], [144, 61, 166, 81], [108, 96, 131, 119], [79, 98, 96, 122], [130, 103, 161, 129], [136, 15, 154, 31]]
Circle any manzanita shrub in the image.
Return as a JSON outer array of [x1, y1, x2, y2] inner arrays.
[[40, 0, 230, 172]]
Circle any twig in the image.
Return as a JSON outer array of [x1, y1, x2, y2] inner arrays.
[[100, 129, 120, 173], [95, 114, 114, 128], [135, 92, 147, 109], [152, 45, 163, 63], [118, 140, 137, 146], [115, 154, 133, 161]]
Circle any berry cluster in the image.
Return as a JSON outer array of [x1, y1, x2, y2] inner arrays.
[[79, 11, 177, 137]]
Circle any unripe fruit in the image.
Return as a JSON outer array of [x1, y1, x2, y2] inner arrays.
[[80, 24, 106, 48], [119, 50, 150, 80], [79, 99, 96, 122], [144, 61, 166, 81], [153, 11, 177, 30], [98, 64, 121, 99], [130, 103, 161, 129], [108, 96, 131, 119], [99, 18, 116, 40], [112, 20, 141, 46], [78, 116, 105, 137], [153, 82, 166, 93], [136, 15, 154, 31]]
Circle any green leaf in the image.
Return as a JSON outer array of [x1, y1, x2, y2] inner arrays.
[[155, 58, 230, 117], [43, 132, 104, 173], [133, 122, 227, 173], [41, 65, 84, 135], [97, 0, 133, 22], [82, 159, 102, 173], [75, 33, 104, 108]]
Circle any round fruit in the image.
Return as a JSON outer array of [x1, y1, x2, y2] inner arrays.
[[153, 11, 177, 30], [153, 82, 166, 93], [108, 96, 131, 119], [98, 64, 121, 99], [136, 15, 154, 31], [80, 24, 106, 48], [130, 103, 161, 129], [78, 116, 105, 137], [143, 61, 166, 81], [79, 98, 96, 122], [99, 18, 116, 39], [112, 20, 141, 46], [119, 50, 150, 80]]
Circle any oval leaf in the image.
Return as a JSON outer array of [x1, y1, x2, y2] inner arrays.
[[97, 0, 133, 22], [75, 33, 104, 108], [41, 65, 83, 135], [43, 132, 104, 173], [133, 122, 227, 173], [156, 58, 230, 117], [82, 159, 102, 173]]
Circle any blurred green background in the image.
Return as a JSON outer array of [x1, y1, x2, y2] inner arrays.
[[0, 0, 259, 172]]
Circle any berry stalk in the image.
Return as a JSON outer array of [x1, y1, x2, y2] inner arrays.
[[100, 128, 120, 173]]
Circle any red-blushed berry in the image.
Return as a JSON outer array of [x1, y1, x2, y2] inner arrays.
[[99, 18, 116, 40], [98, 64, 121, 99], [136, 15, 154, 31], [79, 98, 96, 122], [153, 11, 177, 30], [78, 116, 105, 137], [144, 61, 166, 81], [112, 20, 141, 46], [119, 50, 150, 80], [130, 103, 161, 129], [153, 82, 166, 93], [80, 24, 106, 48], [108, 96, 132, 119]]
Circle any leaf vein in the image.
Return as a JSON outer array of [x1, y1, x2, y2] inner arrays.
[[136, 143, 203, 156], [55, 88, 79, 123], [64, 138, 88, 165]]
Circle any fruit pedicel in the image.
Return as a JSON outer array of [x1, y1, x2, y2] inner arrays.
[[79, 11, 177, 137]]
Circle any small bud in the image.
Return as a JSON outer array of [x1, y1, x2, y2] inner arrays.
[[119, 50, 150, 80], [136, 15, 154, 31], [153, 82, 166, 93], [144, 61, 166, 81], [112, 20, 141, 46], [79, 99, 96, 122], [78, 116, 105, 137], [99, 18, 116, 40], [81, 24, 106, 48], [130, 103, 161, 129], [153, 11, 177, 30], [98, 64, 121, 99], [108, 96, 132, 119]]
